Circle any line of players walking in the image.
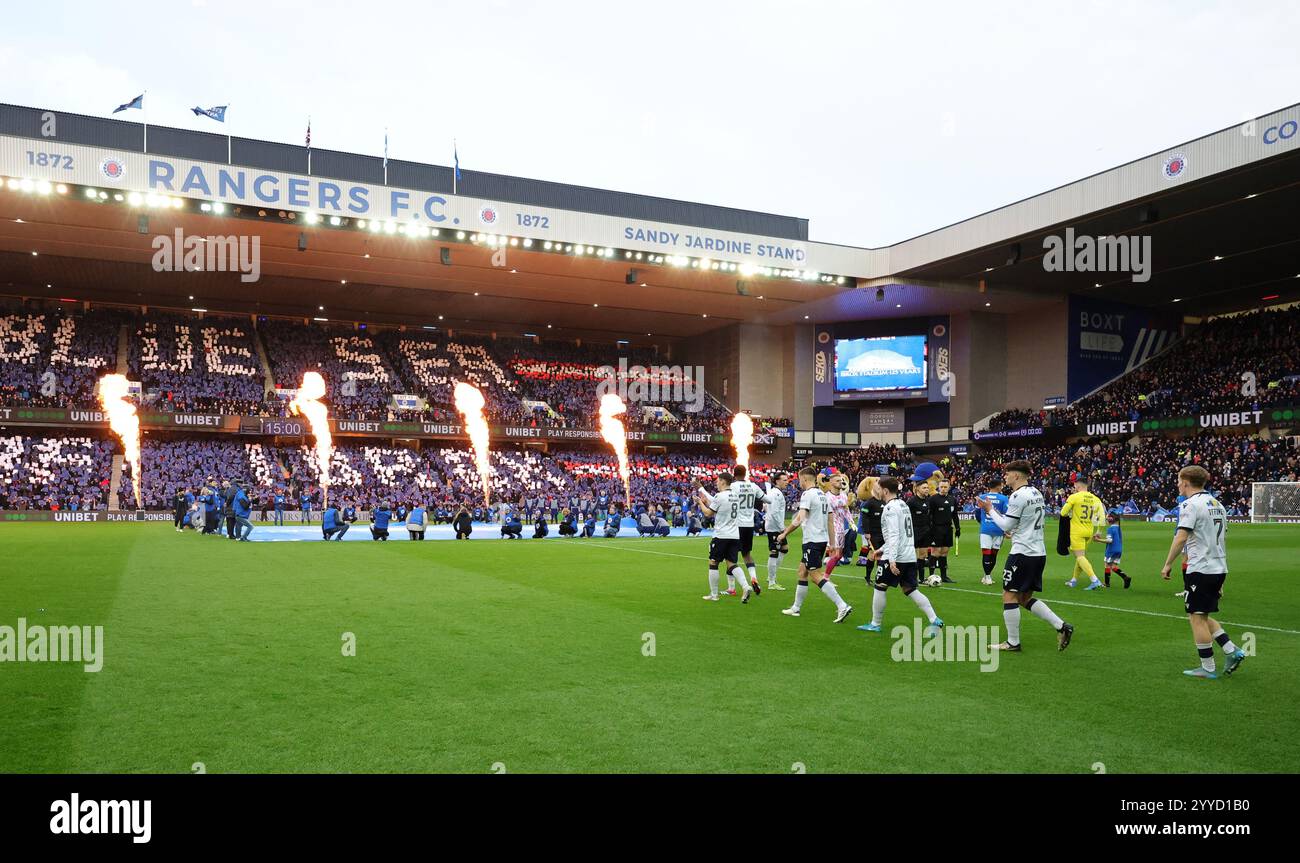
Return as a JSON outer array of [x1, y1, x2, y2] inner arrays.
[[695, 458, 1247, 677]]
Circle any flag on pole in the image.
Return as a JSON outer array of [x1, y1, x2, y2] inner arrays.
[[305, 117, 312, 174], [113, 93, 144, 114], [454, 141, 461, 194], [383, 129, 389, 184], [191, 105, 227, 122]]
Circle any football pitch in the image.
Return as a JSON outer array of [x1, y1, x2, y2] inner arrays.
[[2, 520, 1297, 774]]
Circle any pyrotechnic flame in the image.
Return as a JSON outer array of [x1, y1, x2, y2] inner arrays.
[[289, 371, 332, 507], [731, 411, 754, 471], [453, 381, 492, 507], [598, 393, 631, 508], [97, 374, 141, 508]]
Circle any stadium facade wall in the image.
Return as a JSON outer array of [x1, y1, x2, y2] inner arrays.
[[0, 104, 809, 242], [737, 323, 788, 420], [963, 312, 1008, 425], [678, 326, 741, 411], [946, 312, 974, 427], [1005, 301, 1068, 411]]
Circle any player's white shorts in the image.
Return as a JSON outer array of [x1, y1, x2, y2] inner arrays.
[[979, 533, 1003, 551]]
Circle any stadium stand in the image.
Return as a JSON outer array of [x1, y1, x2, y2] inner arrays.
[[984, 305, 1300, 431], [131, 313, 267, 415], [0, 305, 126, 408]]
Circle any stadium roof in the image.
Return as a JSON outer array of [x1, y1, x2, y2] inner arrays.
[[0, 101, 1297, 335]]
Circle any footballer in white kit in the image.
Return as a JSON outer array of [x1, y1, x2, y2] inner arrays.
[[696, 473, 753, 603], [729, 464, 765, 594], [857, 476, 944, 635], [761, 472, 792, 590], [1160, 465, 1246, 680], [775, 467, 852, 622], [975, 459, 1073, 653]]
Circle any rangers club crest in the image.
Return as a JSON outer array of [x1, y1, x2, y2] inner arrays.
[[99, 157, 126, 181], [478, 205, 498, 225], [1162, 153, 1188, 180]]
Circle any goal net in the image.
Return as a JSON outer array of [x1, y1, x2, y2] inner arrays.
[[1251, 482, 1300, 523]]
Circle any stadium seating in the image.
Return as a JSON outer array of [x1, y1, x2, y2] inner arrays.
[[2, 427, 1294, 519], [0, 434, 115, 510], [0, 307, 125, 408], [130, 313, 267, 415], [0, 307, 762, 435], [985, 305, 1300, 431]]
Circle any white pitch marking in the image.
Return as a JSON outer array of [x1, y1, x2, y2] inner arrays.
[[559, 539, 1300, 635]]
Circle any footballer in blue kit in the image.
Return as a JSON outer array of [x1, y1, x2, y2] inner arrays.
[[975, 476, 1010, 586], [1103, 512, 1131, 588]]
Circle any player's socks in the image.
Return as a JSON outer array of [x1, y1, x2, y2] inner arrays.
[[871, 586, 888, 625], [907, 589, 938, 624], [1212, 628, 1238, 654], [818, 578, 848, 612], [1003, 602, 1021, 646], [793, 580, 809, 612], [937, 556, 952, 582], [1077, 557, 1099, 584], [1025, 597, 1064, 630], [747, 564, 757, 584], [863, 558, 876, 583], [708, 568, 720, 598], [1103, 565, 1111, 587], [824, 554, 839, 577], [726, 570, 736, 591], [1115, 567, 1131, 588], [1196, 642, 1216, 674], [767, 556, 780, 586], [981, 549, 996, 577]]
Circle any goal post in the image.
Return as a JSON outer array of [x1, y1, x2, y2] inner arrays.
[[1250, 482, 1300, 523]]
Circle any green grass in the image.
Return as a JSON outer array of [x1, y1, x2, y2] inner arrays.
[[1, 520, 1298, 773]]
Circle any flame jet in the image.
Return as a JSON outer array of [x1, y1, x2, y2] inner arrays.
[[453, 381, 492, 507], [289, 371, 332, 507], [598, 393, 631, 508], [731, 411, 754, 471], [98, 374, 142, 508]]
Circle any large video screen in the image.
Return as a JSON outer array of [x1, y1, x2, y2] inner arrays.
[[834, 335, 928, 393]]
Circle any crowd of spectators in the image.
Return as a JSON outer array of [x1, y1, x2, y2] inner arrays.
[[1, 307, 774, 437], [130, 314, 266, 414], [0, 434, 115, 510], [984, 305, 1300, 432], [2, 426, 1296, 522], [259, 321, 403, 422], [791, 434, 1299, 517], [0, 307, 124, 408]]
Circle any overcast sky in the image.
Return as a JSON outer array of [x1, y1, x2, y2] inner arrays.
[[4, 0, 1297, 246]]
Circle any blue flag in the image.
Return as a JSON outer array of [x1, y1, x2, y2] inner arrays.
[[454, 144, 461, 182], [191, 105, 227, 122], [113, 93, 144, 113]]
